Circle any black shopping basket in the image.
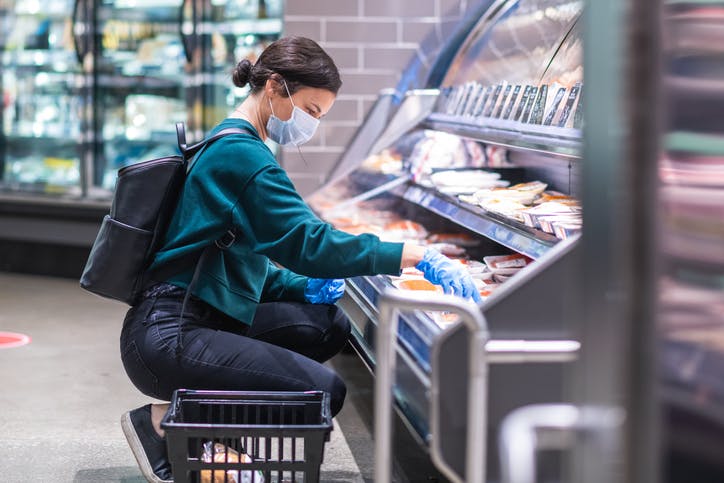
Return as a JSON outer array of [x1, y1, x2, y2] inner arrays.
[[161, 389, 333, 483]]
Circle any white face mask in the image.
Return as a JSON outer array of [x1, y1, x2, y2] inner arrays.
[[266, 81, 320, 146]]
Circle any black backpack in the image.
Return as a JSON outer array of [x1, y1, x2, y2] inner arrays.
[[80, 123, 248, 305]]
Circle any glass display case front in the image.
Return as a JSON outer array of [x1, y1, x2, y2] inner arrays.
[[0, 0, 282, 201], [95, 0, 188, 193], [430, 0, 583, 156], [0, 0, 86, 196]]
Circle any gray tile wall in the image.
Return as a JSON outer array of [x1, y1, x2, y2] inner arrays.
[[282, 0, 472, 196]]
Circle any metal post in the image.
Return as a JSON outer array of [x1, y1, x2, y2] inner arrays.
[[374, 296, 399, 483]]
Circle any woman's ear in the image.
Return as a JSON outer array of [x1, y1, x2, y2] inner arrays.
[[265, 74, 284, 98], [264, 78, 277, 99]]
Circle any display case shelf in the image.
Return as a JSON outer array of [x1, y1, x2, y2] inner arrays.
[[426, 113, 582, 159], [4, 133, 84, 147], [98, 4, 180, 23], [200, 18, 283, 36], [96, 74, 181, 91], [2, 50, 80, 69], [399, 183, 559, 260]]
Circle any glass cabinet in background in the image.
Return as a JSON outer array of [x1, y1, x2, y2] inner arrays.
[[0, 0, 86, 196], [0, 0, 281, 201]]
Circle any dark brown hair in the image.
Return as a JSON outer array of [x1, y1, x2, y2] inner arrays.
[[232, 36, 341, 96]]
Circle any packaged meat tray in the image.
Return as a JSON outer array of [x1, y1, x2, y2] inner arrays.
[[394, 278, 442, 292], [426, 232, 482, 248], [483, 253, 532, 271], [520, 201, 582, 229], [380, 220, 429, 241], [426, 243, 467, 256]]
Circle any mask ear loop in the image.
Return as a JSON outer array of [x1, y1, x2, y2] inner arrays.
[[283, 79, 310, 166], [282, 79, 295, 106], [267, 77, 293, 118], [297, 145, 309, 167]]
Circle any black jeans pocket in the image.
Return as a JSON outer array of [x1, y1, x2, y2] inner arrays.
[[121, 340, 160, 399]]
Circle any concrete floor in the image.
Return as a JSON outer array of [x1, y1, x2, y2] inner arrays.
[[0, 272, 367, 483]]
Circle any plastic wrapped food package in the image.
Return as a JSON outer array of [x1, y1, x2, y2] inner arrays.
[[395, 278, 442, 292], [361, 149, 403, 174], [429, 169, 509, 195], [520, 201, 582, 229], [426, 232, 481, 247], [553, 221, 582, 239], [200, 441, 265, 483], [484, 254, 532, 271], [538, 214, 581, 234], [426, 242, 467, 257]]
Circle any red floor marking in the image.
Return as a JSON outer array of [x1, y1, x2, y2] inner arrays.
[[0, 332, 31, 349]]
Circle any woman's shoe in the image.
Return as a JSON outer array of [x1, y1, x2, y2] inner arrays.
[[121, 404, 173, 483]]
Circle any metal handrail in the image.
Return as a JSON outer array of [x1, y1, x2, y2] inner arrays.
[[499, 403, 625, 483], [375, 289, 489, 483]]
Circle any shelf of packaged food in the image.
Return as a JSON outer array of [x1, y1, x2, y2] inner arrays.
[[4, 133, 85, 146], [2, 50, 80, 69], [103, 132, 178, 144], [11, 9, 72, 19], [98, 4, 180, 23], [96, 73, 181, 91], [425, 113, 582, 159], [397, 183, 559, 260], [197, 18, 283, 36]]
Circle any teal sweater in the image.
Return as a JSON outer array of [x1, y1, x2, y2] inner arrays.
[[149, 118, 404, 325]]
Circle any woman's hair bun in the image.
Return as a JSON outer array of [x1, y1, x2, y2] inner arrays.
[[232, 59, 253, 88]]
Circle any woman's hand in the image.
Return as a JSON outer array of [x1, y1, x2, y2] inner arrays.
[[415, 249, 482, 302], [305, 278, 346, 304]]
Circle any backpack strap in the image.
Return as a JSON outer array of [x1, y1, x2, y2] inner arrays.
[[173, 226, 237, 357], [175, 244, 213, 357], [176, 122, 188, 152], [184, 127, 255, 160], [162, 124, 255, 355]]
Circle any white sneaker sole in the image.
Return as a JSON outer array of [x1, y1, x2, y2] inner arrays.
[[121, 411, 173, 483]]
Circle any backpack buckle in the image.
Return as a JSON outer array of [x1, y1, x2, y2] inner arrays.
[[215, 230, 236, 250]]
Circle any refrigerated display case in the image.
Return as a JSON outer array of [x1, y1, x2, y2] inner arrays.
[[0, 0, 281, 276], [0, 0, 87, 196], [308, 0, 584, 479], [0, 0, 281, 198]]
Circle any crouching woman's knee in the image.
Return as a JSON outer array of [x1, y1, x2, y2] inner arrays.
[[328, 373, 347, 417]]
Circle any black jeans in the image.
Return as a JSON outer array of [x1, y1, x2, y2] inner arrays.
[[120, 283, 350, 416]]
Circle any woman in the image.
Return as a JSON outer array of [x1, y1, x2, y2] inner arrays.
[[120, 36, 479, 483]]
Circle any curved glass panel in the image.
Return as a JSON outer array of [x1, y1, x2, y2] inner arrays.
[[431, 0, 584, 153], [443, 0, 581, 88]]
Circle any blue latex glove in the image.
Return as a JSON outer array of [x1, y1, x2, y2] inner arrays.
[[415, 249, 482, 303], [305, 278, 346, 304]]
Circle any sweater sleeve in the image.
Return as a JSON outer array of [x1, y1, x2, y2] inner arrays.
[[231, 164, 404, 279], [261, 261, 308, 303]]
